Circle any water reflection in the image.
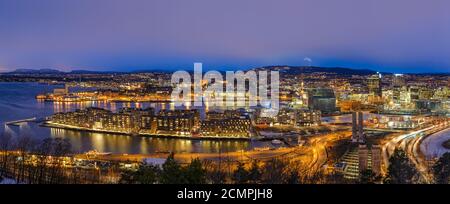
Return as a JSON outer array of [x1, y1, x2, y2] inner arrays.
[[49, 128, 251, 154]]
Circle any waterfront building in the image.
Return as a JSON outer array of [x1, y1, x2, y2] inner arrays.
[[200, 116, 252, 138], [155, 110, 199, 135], [119, 108, 155, 133], [206, 110, 243, 120], [206, 111, 225, 120], [52, 107, 155, 134], [55, 107, 110, 128], [53, 84, 69, 95], [109, 112, 133, 133], [50, 107, 258, 138]]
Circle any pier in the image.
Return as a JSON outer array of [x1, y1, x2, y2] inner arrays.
[[4, 117, 46, 126]]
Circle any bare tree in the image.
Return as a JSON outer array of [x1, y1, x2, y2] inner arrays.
[[14, 135, 34, 183], [0, 132, 13, 177]]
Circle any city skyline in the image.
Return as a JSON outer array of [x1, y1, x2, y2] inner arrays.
[[1, 0, 450, 186], [1, 0, 450, 73]]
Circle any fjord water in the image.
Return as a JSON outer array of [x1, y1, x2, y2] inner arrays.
[[0, 82, 256, 154]]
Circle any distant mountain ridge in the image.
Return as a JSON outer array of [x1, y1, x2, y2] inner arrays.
[[10, 68, 64, 74], [252, 66, 380, 75], [4, 69, 122, 75], [0, 66, 386, 75], [3, 66, 447, 75]]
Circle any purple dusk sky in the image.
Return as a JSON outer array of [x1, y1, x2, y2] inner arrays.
[[0, 0, 449, 73]]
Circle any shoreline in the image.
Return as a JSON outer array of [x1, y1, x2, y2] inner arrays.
[[37, 98, 172, 103], [42, 122, 254, 141]]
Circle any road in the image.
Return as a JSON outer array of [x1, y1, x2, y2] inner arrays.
[[301, 130, 351, 170], [87, 130, 351, 172], [382, 122, 449, 183]]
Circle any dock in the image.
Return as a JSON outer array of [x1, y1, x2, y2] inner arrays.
[[4, 117, 46, 126]]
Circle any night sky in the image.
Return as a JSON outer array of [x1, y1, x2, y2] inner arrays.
[[0, 0, 449, 73]]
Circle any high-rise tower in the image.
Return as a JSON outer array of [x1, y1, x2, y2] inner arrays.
[[352, 112, 364, 143], [358, 112, 364, 142], [352, 112, 358, 142], [368, 73, 382, 97]]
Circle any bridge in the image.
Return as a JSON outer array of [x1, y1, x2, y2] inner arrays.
[[4, 117, 39, 126], [363, 128, 404, 133]]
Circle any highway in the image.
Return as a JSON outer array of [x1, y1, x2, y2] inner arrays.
[[87, 130, 351, 175], [382, 122, 449, 183], [301, 130, 351, 171]]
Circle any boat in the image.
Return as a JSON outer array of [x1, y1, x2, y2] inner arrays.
[[271, 139, 283, 145], [85, 150, 112, 156], [254, 147, 270, 151]]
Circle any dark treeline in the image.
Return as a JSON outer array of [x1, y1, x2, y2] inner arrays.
[[0, 133, 118, 184], [119, 153, 350, 184], [432, 152, 450, 184], [380, 149, 450, 184], [121, 149, 450, 184]]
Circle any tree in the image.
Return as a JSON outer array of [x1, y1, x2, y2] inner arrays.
[[432, 152, 450, 184], [119, 169, 136, 184], [160, 153, 185, 184], [262, 159, 287, 184], [47, 138, 72, 184], [119, 163, 161, 184], [136, 164, 161, 184], [284, 169, 300, 184], [203, 160, 227, 184], [0, 132, 13, 177], [359, 169, 376, 184], [233, 162, 249, 184], [386, 149, 417, 184], [14, 135, 34, 183], [184, 158, 206, 184], [324, 172, 350, 184], [34, 138, 54, 184], [247, 160, 262, 184]]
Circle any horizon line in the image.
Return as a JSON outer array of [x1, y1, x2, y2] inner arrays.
[[1, 65, 449, 75]]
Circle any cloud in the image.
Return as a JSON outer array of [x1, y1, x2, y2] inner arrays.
[[303, 57, 312, 66]]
